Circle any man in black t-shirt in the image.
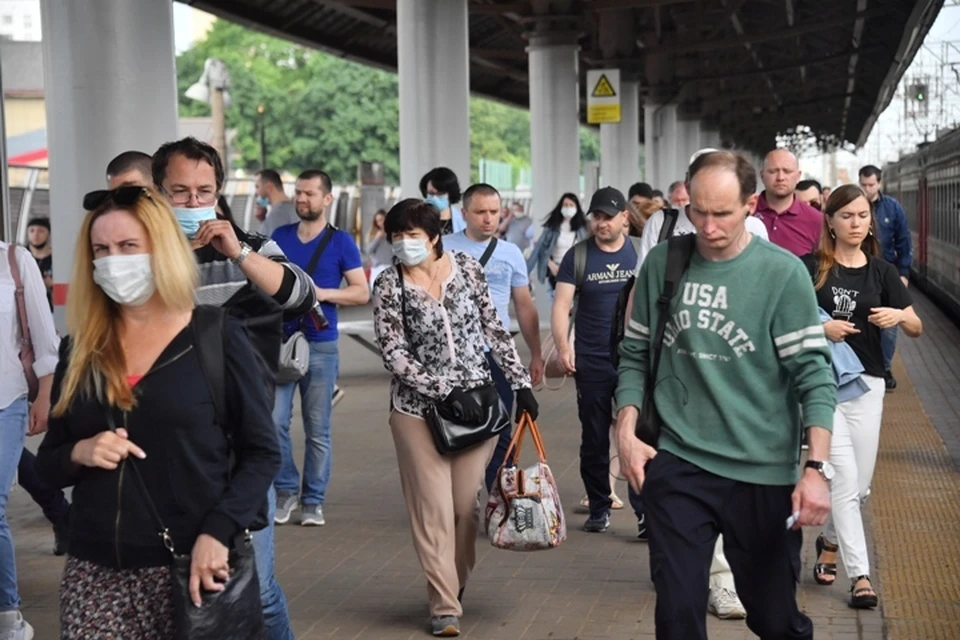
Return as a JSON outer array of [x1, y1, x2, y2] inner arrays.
[[551, 187, 639, 533], [26, 218, 53, 310]]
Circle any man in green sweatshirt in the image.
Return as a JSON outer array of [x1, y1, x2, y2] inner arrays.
[[615, 151, 836, 640]]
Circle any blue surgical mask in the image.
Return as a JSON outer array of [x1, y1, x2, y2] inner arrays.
[[425, 194, 449, 212], [392, 238, 430, 267], [256, 196, 270, 208], [173, 206, 217, 238]]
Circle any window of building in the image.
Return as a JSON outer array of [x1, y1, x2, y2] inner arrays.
[[2, 15, 13, 25], [24, 15, 33, 29]]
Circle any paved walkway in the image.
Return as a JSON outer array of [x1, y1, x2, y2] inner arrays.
[[13, 291, 958, 639]]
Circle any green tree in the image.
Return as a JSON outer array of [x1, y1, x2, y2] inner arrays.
[[177, 19, 615, 186]]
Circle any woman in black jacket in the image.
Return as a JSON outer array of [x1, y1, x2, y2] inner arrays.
[[36, 186, 280, 639]]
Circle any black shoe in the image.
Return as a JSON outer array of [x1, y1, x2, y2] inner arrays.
[[884, 371, 897, 391], [583, 511, 610, 533], [636, 514, 648, 541]]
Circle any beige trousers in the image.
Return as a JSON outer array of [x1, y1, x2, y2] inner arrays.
[[390, 411, 497, 617]]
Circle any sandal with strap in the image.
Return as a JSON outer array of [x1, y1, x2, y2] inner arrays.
[[813, 534, 839, 586], [849, 575, 879, 609]]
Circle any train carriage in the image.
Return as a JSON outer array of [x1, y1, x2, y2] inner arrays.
[[884, 127, 960, 321]]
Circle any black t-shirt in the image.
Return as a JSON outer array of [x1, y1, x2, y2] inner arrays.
[[801, 253, 911, 377], [32, 252, 53, 310]]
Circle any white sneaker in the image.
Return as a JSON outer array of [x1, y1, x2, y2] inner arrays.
[[0, 611, 34, 640], [708, 587, 746, 620]]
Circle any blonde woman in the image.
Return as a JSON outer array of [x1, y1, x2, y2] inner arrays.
[[36, 186, 279, 639]]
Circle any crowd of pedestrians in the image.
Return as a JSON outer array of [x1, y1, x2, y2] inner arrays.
[[1, 138, 921, 639]]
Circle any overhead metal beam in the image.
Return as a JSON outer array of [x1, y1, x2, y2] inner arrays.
[[671, 46, 883, 84], [607, 8, 893, 58]]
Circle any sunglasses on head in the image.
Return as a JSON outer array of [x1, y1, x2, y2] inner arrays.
[[82, 186, 151, 211]]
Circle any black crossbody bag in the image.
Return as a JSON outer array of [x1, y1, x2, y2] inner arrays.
[[396, 259, 510, 454], [105, 410, 266, 640]]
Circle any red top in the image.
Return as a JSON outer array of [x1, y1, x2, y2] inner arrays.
[[127, 375, 143, 388], [755, 193, 823, 257]]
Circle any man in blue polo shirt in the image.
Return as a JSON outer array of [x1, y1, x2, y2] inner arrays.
[[444, 183, 543, 491], [859, 164, 912, 390], [271, 170, 369, 527]]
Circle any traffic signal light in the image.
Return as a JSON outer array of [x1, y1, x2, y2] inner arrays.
[[909, 83, 928, 102]]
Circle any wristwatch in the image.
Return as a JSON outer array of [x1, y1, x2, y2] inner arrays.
[[232, 242, 253, 267], [805, 460, 835, 482]]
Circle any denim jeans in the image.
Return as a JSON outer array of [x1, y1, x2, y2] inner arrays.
[[0, 397, 28, 612], [881, 326, 898, 372], [253, 487, 294, 640], [17, 449, 70, 527], [273, 340, 339, 505]]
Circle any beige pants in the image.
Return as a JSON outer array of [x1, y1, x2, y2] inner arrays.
[[390, 411, 497, 617]]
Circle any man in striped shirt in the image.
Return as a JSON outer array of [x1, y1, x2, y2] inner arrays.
[[151, 137, 315, 640]]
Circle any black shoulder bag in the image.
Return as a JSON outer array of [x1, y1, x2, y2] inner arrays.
[[635, 234, 696, 447], [395, 264, 510, 454], [105, 410, 266, 640]]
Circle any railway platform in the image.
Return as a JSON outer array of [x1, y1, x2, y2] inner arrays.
[[9, 288, 960, 639]]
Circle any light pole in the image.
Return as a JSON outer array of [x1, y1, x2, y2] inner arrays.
[[257, 104, 266, 170], [186, 58, 231, 172]]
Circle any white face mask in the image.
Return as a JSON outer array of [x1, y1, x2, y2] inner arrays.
[[92, 254, 156, 306], [560, 206, 577, 219], [392, 238, 430, 267]]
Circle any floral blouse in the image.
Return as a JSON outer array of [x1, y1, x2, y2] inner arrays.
[[372, 251, 531, 418]]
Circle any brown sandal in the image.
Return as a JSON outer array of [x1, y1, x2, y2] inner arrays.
[[849, 575, 879, 609], [813, 534, 838, 585]]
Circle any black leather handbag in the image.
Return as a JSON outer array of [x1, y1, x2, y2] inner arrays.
[[423, 382, 510, 454], [396, 264, 510, 455], [107, 412, 266, 639]]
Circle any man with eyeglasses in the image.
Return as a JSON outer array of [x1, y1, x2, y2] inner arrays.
[[149, 136, 315, 640]]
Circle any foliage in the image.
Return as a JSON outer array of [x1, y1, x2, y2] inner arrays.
[[177, 19, 611, 185]]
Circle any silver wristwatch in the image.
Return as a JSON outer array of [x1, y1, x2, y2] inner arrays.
[[232, 242, 253, 266]]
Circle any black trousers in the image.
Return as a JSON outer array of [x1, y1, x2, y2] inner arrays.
[[18, 448, 70, 527], [575, 357, 618, 517], [484, 354, 515, 492], [644, 451, 811, 640]]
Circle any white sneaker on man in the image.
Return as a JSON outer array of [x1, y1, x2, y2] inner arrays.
[[0, 611, 34, 640], [708, 587, 746, 619]]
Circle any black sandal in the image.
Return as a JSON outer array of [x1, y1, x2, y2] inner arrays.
[[849, 575, 879, 609], [813, 534, 838, 585]]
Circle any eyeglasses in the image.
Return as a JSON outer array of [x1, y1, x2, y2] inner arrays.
[[162, 187, 219, 206], [82, 186, 151, 211]]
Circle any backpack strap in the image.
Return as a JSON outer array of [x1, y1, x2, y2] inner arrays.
[[191, 305, 228, 430], [478, 237, 498, 267], [573, 240, 587, 291], [658, 208, 680, 243], [647, 234, 696, 395]]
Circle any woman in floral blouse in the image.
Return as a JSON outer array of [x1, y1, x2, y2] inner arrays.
[[372, 198, 538, 638]]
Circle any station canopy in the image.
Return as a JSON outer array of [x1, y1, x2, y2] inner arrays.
[[181, 0, 943, 153]]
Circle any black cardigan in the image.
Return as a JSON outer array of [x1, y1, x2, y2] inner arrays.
[[36, 313, 280, 570]]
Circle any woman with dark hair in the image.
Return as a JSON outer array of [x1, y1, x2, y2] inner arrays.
[[801, 184, 921, 610], [371, 199, 537, 637], [526, 193, 589, 292], [365, 208, 392, 290], [419, 167, 465, 235]]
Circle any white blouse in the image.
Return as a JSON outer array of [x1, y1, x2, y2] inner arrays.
[[0, 242, 60, 410]]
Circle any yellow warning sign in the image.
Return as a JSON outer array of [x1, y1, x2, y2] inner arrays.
[[586, 69, 621, 124], [591, 74, 617, 98]]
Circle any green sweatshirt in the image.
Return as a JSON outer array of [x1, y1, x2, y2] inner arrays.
[[615, 237, 836, 486]]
